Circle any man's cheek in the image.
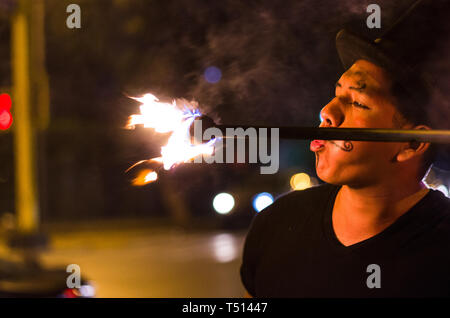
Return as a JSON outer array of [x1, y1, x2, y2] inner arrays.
[[328, 142, 372, 165], [328, 140, 354, 152]]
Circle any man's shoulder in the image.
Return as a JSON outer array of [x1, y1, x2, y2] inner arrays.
[[426, 188, 450, 223], [408, 189, 450, 248], [276, 182, 337, 205], [245, 183, 338, 243], [429, 190, 450, 235], [257, 183, 339, 221]]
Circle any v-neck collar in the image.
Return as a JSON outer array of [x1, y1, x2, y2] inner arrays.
[[321, 184, 441, 255]]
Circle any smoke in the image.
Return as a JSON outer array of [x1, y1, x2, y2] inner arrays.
[[113, 0, 448, 130], [187, 0, 342, 126], [182, 0, 434, 127]]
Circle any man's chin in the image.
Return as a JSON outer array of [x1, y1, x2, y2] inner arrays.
[[316, 168, 371, 188], [315, 166, 349, 186], [315, 167, 334, 184], [316, 173, 334, 184]]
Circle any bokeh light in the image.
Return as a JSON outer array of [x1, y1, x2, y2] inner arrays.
[[212, 192, 235, 214], [204, 66, 222, 83], [0, 109, 12, 130], [290, 172, 311, 191], [79, 284, 96, 298], [211, 233, 238, 263], [0, 93, 12, 130], [252, 192, 274, 212], [436, 185, 449, 197]]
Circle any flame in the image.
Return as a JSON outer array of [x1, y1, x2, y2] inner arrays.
[[132, 169, 158, 186], [127, 94, 185, 133], [127, 93, 216, 183]]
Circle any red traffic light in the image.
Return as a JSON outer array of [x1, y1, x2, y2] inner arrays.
[[0, 93, 12, 111], [0, 93, 12, 130], [0, 109, 12, 130]]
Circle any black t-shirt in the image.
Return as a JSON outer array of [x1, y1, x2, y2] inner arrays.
[[240, 183, 450, 297]]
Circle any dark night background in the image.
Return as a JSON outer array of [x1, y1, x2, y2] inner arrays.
[[0, 0, 448, 227]]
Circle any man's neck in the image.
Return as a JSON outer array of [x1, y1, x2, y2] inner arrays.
[[331, 181, 430, 247]]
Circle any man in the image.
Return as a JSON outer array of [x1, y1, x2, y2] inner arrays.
[[240, 0, 450, 297]]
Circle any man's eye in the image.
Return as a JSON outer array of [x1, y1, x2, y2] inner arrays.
[[352, 101, 370, 109]]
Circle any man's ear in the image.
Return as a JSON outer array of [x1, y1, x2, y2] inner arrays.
[[396, 125, 431, 163]]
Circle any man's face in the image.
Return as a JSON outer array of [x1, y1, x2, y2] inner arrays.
[[311, 59, 410, 187]]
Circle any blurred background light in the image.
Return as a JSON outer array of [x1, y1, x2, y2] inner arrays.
[[204, 66, 222, 83], [252, 192, 274, 212], [0, 93, 12, 130], [436, 184, 449, 197], [211, 233, 237, 263], [0, 109, 12, 130], [0, 93, 11, 110], [290, 172, 311, 191], [79, 284, 96, 298], [212, 192, 235, 214]]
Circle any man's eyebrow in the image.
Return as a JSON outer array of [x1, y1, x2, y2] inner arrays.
[[349, 82, 366, 92], [335, 81, 367, 93]]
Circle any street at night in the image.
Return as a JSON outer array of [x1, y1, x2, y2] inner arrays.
[[0, 0, 449, 306], [39, 222, 246, 298]]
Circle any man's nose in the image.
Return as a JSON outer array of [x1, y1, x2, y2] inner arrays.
[[319, 98, 344, 128]]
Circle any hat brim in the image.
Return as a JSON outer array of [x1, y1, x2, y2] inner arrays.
[[335, 29, 410, 80]]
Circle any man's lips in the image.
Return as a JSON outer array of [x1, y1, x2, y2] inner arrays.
[[310, 140, 325, 152]]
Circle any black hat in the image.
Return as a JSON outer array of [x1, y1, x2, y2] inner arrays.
[[335, 0, 450, 170]]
